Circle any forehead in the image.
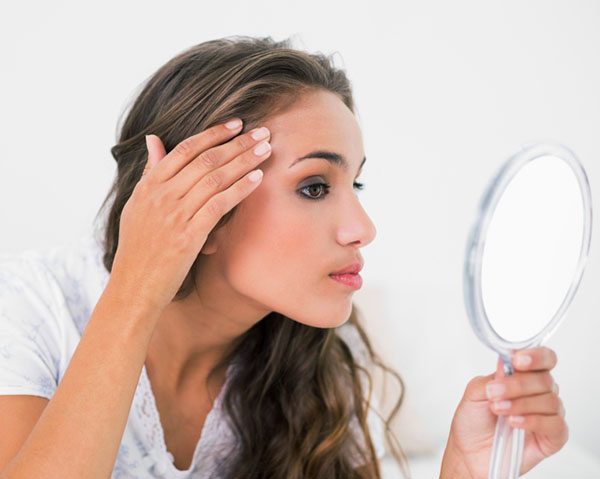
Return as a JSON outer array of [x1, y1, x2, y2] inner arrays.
[[260, 89, 365, 173]]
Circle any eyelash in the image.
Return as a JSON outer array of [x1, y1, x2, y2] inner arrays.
[[299, 181, 365, 200]]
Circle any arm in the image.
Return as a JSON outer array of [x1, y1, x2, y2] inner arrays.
[[1, 119, 271, 478], [1, 277, 161, 479], [439, 435, 472, 479]]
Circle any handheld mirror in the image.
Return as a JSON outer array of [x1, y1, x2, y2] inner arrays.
[[463, 143, 592, 479]]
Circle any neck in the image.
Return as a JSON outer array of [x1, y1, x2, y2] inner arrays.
[[144, 271, 270, 397]]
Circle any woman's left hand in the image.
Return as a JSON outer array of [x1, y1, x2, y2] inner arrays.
[[440, 346, 568, 478]]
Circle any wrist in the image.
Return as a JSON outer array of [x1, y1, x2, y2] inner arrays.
[[439, 435, 472, 479], [102, 275, 164, 327]]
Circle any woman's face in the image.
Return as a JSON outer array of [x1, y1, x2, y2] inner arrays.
[[200, 89, 376, 329]]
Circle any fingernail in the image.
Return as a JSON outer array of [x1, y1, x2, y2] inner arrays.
[[145, 135, 150, 151], [253, 141, 271, 155], [248, 169, 263, 182], [493, 400, 511, 410], [514, 354, 532, 368], [225, 118, 243, 130], [509, 415, 525, 423], [553, 382, 559, 394], [486, 382, 506, 399], [251, 127, 270, 141]]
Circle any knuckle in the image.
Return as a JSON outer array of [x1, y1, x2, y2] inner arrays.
[[205, 197, 224, 218], [465, 375, 488, 397], [466, 376, 481, 391], [206, 125, 221, 141], [149, 192, 167, 210], [542, 372, 554, 391], [168, 232, 186, 256], [164, 208, 182, 227], [174, 137, 194, 157], [202, 172, 222, 190], [558, 398, 566, 417], [239, 148, 255, 164], [135, 178, 152, 195], [549, 393, 561, 412], [199, 149, 218, 169], [236, 134, 252, 151]]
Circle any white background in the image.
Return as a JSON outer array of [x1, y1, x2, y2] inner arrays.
[[1, 0, 599, 473]]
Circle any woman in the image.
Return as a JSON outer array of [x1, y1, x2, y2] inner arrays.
[[0, 36, 567, 478]]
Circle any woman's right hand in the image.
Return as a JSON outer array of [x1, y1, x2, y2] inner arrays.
[[110, 119, 272, 313]]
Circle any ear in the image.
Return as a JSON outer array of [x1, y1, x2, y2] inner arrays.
[[200, 227, 223, 255]]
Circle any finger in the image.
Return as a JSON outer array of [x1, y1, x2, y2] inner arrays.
[[169, 125, 271, 198], [507, 414, 569, 447], [146, 134, 167, 168], [142, 134, 167, 178], [489, 391, 563, 417], [152, 119, 244, 183], [461, 372, 498, 402], [460, 356, 510, 402], [495, 356, 506, 379], [180, 137, 271, 220], [189, 168, 263, 242], [486, 371, 556, 401], [512, 346, 558, 372]]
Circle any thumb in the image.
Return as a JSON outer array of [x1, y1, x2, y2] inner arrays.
[[495, 355, 506, 380], [144, 134, 167, 171]]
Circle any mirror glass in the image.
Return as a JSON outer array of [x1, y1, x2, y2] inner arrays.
[[480, 155, 585, 342]]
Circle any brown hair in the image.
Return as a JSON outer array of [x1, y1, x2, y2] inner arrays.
[[96, 35, 409, 478]]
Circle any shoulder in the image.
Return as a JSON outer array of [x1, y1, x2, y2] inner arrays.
[[0, 251, 61, 317], [0, 230, 109, 399], [1, 230, 109, 335]]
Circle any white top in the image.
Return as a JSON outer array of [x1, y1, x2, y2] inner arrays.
[[0, 226, 386, 478]]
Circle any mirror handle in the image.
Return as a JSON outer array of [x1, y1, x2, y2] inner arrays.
[[488, 357, 525, 478]]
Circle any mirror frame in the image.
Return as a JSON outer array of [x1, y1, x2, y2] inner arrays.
[[464, 142, 593, 358]]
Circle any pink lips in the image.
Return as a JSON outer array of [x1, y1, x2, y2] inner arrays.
[[329, 262, 363, 290], [329, 272, 363, 290], [330, 262, 363, 275]]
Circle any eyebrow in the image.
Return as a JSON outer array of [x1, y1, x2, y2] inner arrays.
[[289, 151, 366, 172]]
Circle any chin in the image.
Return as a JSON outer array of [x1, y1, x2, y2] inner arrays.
[[290, 309, 352, 329]]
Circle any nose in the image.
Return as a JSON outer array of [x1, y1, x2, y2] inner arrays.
[[335, 193, 377, 248]]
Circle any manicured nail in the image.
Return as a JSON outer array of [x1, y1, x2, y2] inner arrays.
[[251, 127, 270, 141], [225, 118, 243, 130], [248, 169, 263, 182], [145, 135, 151, 151], [493, 400, 511, 410], [486, 382, 506, 399], [254, 141, 271, 155], [514, 354, 532, 368], [509, 415, 525, 423]]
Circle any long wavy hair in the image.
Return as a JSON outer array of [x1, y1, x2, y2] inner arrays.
[[96, 35, 409, 479]]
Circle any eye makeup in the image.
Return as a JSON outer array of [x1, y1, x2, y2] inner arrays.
[[297, 179, 365, 201]]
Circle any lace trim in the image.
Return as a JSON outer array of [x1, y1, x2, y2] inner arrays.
[[134, 360, 235, 477]]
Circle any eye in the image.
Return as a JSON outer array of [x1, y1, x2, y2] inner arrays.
[[299, 181, 365, 200]]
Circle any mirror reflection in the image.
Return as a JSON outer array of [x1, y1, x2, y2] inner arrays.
[[480, 155, 585, 342]]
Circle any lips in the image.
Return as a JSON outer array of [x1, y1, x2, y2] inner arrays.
[[329, 262, 363, 275], [329, 271, 363, 289]]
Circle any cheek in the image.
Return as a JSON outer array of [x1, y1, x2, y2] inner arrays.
[[226, 193, 315, 285], [221, 192, 351, 327]]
